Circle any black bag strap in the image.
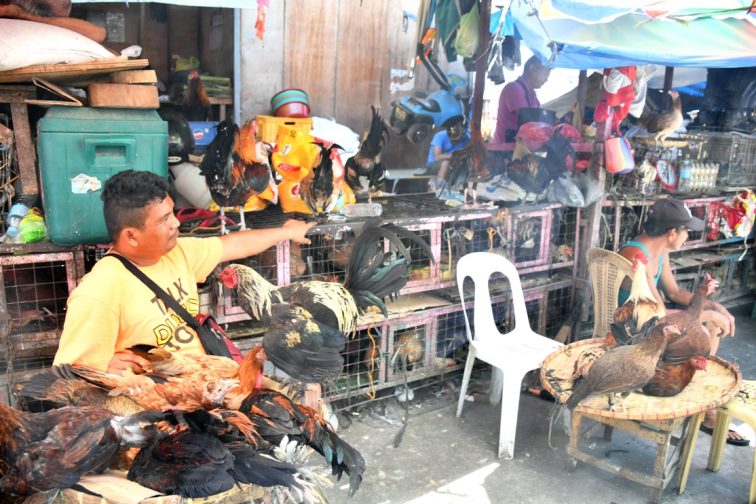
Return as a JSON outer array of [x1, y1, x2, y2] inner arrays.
[[104, 253, 202, 332]]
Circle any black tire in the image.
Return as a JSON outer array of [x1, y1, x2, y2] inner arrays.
[[407, 123, 431, 144]]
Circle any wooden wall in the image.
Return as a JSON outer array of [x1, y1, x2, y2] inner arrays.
[[241, 0, 422, 136], [70, 3, 234, 87]]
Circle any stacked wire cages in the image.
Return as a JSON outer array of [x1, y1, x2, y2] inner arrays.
[[708, 133, 756, 189], [1, 252, 83, 406]]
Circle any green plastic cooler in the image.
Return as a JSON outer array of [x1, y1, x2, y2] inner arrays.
[[38, 107, 168, 245]]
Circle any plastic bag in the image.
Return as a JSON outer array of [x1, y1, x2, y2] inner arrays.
[[454, 4, 480, 59], [605, 136, 634, 174], [547, 174, 585, 207]]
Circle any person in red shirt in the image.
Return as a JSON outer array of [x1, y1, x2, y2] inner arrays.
[[493, 56, 551, 143]]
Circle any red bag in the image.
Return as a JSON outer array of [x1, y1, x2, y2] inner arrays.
[[195, 313, 244, 363], [604, 136, 634, 174]]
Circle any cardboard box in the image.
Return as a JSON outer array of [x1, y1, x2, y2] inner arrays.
[[88, 83, 159, 109]]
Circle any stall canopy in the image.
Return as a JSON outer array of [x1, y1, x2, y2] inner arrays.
[[509, 0, 756, 69], [72, 0, 252, 6]]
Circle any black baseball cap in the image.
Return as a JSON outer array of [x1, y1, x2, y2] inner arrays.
[[646, 198, 705, 231]]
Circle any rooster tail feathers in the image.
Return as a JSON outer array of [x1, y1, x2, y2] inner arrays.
[[344, 220, 432, 312], [318, 430, 365, 497], [227, 446, 301, 489], [566, 381, 590, 410], [362, 105, 388, 158]]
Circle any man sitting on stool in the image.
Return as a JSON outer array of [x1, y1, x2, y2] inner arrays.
[[426, 120, 470, 193]]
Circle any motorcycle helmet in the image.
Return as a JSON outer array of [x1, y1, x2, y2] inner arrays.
[[158, 109, 194, 164]]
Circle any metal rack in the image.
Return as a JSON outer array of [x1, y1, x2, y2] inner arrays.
[[211, 196, 581, 403]]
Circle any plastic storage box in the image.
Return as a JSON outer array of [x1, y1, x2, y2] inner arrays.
[[38, 107, 168, 245], [189, 121, 219, 152]]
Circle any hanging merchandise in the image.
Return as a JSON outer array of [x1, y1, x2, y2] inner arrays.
[[604, 135, 634, 174], [594, 66, 637, 133], [454, 2, 480, 59], [434, 0, 462, 61], [255, 0, 269, 40]]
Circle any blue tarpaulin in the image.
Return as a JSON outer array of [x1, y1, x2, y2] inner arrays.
[[510, 0, 756, 69]]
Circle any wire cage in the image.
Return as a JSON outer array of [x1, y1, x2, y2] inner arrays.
[[1, 251, 84, 406], [0, 138, 16, 236], [707, 133, 756, 188]]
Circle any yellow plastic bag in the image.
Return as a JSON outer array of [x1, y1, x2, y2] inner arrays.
[[454, 4, 480, 59]]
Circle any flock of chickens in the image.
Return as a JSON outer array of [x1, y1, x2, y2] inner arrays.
[[1, 219, 431, 501], [564, 254, 717, 412]]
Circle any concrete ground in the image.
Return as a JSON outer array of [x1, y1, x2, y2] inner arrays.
[[323, 302, 756, 504]]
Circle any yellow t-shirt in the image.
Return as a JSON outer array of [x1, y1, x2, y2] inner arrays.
[[54, 237, 223, 371]]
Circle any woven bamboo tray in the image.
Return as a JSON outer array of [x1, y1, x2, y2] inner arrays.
[[540, 338, 742, 421]]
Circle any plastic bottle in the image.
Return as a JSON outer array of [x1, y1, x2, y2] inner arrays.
[[677, 159, 691, 193], [4, 203, 29, 240]]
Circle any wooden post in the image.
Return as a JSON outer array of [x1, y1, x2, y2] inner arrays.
[[663, 66, 674, 93], [470, 0, 491, 142], [0, 86, 38, 197]]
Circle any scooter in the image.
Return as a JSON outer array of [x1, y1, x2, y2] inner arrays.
[[387, 43, 467, 144]]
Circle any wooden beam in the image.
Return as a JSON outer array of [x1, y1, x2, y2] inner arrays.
[[470, 0, 491, 142], [9, 103, 37, 197]]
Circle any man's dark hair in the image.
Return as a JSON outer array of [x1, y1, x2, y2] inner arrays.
[[644, 221, 675, 237], [101, 170, 171, 241], [523, 56, 544, 75]]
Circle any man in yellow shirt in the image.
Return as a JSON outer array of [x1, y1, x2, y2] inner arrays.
[[53, 170, 314, 375]]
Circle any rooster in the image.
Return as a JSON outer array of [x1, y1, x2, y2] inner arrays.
[[610, 254, 666, 345], [168, 69, 211, 122], [443, 138, 489, 192], [656, 272, 717, 365], [567, 324, 680, 412], [637, 89, 683, 147], [239, 389, 366, 497], [507, 131, 571, 194], [642, 356, 708, 397], [345, 106, 388, 195], [638, 273, 718, 397], [0, 402, 165, 496], [300, 142, 342, 216], [127, 409, 315, 500], [199, 119, 274, 232], [219, 218, 431, 382]]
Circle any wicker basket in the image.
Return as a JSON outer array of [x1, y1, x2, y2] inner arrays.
[[541, 338, 742, 421]]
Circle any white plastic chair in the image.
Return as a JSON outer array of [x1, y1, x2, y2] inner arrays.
[[456, 252, 564, 459]]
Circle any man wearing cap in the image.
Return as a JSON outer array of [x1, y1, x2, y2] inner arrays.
[[618, 197, 744, 445]]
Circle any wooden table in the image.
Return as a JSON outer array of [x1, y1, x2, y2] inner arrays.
[[541, 339, 741, 503]]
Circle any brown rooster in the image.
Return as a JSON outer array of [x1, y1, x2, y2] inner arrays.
[[345, 106, 388, 195], [642, 356, 708, 397], [567, 324, 680, 411], [656, 272, 717, 365], [638, 273, 718, 397], [219, 218, 432, 383], [638, 89, 683, 147], [199, 119, 274, 232], [611, 253, 666, 345], [0, 402, 164, 496]]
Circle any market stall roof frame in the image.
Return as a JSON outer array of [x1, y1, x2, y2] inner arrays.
[[508, 0, 756, 69]]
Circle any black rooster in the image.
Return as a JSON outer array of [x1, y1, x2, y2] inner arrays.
[[128, 409, 312, 499], [199, 119, 273, 232], [345, 106, 388, 195], [508, 131, 574, 194], [300, 141, 342, 216], [240, 389, 366, 497], [219, 218, 432, 382]]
